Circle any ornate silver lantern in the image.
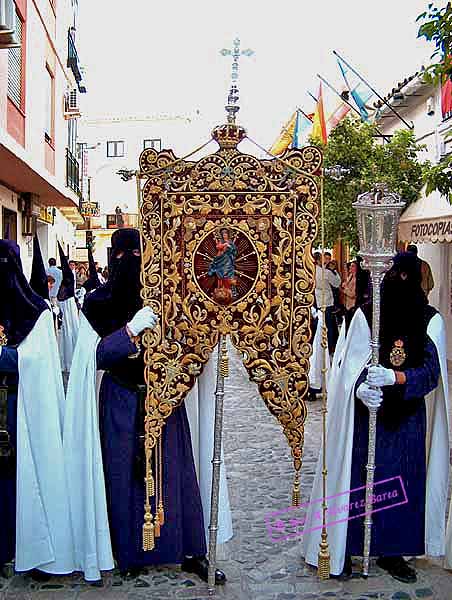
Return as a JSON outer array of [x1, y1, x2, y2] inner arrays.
[[352, 183, 405, 577]]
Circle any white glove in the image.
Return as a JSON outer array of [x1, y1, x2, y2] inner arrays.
[[367, 365, 396, 387], [356, 382, 383, 409], [311, 307, 318, 319], [127, 306, 158, 336]]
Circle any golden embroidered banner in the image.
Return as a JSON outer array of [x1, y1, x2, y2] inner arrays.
[[139, 123, 321, 494]]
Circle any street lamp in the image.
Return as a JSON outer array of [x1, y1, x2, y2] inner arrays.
[[353, 183, 405, 577]]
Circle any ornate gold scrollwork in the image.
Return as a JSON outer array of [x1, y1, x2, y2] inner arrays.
[[139, 127, 321, 527]]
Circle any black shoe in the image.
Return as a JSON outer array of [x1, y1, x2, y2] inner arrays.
[[330, 555, 352, 580], [376, 556, 417, 584], [29, 569, 52, 583], [120, 568, 142, 580], [181, 556, 226, 585]]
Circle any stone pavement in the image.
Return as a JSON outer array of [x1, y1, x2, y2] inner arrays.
[[1, 350, 452, 600]]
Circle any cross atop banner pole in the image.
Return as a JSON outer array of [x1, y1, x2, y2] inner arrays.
[[220, 38, 254, 123]]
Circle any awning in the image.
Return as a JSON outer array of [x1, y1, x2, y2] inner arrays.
[[398, 191, 452, 243]]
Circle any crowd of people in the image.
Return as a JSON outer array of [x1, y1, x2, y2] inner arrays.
[[1, 228, 451, 588], [0, 230, 230, 585]]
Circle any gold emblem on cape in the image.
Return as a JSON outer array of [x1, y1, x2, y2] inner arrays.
[[0, 325, 7, 346], [390, 339, 406, 367]]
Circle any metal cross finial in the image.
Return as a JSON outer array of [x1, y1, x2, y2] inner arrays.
[[220, 38, 254, 124]]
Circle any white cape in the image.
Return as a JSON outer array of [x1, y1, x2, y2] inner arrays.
[[302, 308, 450, 575], [63, 314, 114, 581], [186, 350, 234, 548], [309, 311, 331, 391], [58, 297, 80, 372], [16, 310, 76, 574]]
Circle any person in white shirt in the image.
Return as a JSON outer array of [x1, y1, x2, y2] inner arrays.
[[315, 252, 341, 353]]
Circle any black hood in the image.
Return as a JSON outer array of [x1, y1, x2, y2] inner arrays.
[[83, 245, 101, 293], [0, 239, 48, 346], [82, 228, 142, 337], [57, 242, 75, 301], [29, 235, 49, 301]]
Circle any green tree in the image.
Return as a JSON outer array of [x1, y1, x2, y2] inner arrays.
[[316, 118, 426, 248], [417, 2, 452, 84], [417, 3, 452, 200]]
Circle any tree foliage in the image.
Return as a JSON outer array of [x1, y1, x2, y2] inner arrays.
[[417, 2, 452, 84], [315, 118, 427, 248], [424, 154, 452, 196]]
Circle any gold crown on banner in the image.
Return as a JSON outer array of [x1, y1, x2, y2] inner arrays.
[[212, 123, 247, 149]]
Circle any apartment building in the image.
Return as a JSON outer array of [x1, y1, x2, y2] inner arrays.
[[0, 0, 86, 274]]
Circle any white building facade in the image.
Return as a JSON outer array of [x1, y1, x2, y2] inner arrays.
[[76, 112, 204, 268], [376, 71, 452, 359]]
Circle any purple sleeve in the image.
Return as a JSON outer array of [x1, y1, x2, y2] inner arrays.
[[96, 327, 139, 370], [0, 347, 19, 374], [404, 338, 440, 400]]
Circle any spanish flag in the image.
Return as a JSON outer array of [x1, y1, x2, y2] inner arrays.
[[269, 111, 297, 156], [311, 83, 328, 144]]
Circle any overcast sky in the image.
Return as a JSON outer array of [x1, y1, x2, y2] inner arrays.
[[78, 0, 435, 150]]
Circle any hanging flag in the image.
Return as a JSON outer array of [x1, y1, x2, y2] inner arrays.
[[292, 110, 313, 148], [337, 58, 374, 122], [327, 101, 351, 133], [441, 77, 452, 120], [269, 111, 297, 156], [311, 84, 328, 144]]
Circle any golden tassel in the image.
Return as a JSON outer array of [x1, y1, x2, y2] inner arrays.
[[291, 471, 301, 507], [143, 448, 156, 551], [318, 529, 331, 579], [143, 506, 155, 551], [220, 337, 229, 378]]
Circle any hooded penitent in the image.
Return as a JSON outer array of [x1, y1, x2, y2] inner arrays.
[[82, 246, 101, 293], [29, 235, 50, 301], [57, 242, 75, 301], [0, 240, 47, 346], [83, 228, 142, 338]]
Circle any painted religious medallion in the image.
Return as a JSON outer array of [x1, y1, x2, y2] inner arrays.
[[390, 339, 406, 367], [193, 226, 259, 306]]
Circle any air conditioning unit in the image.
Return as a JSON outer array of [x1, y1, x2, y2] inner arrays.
[[0, 0, 20, 48], [64, 89, 81, 119], [426, 96, 436, 116]]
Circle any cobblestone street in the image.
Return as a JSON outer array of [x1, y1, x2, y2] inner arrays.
[[1, 350, 452, 600]]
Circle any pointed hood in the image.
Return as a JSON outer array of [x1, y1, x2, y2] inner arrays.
[[57, 241, 75, 301], [30, 235, 49, 301], [83, 245, 101, 293], [0, 239, 48, 345]]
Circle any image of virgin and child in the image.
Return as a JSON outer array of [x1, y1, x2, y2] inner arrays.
[[207, 228, 238, 305]]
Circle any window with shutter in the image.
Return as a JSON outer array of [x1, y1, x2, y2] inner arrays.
[[7, 12, 23, 108]]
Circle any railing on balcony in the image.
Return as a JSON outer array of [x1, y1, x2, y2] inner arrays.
[[66, 148, 81, 197], [106, 213, 139, 229], [67, 30, 82, 83]]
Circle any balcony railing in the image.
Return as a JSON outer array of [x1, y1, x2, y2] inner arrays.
[[106, 213, 139, 229], [76, 214, 139, 231], [66, 148, 81, 197], [67, 30, 82, 83]]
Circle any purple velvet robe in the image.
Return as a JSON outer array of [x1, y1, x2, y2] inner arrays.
[[346, 338, 440, 557], [96, 327, 206, 570]]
